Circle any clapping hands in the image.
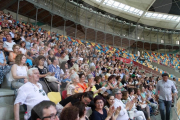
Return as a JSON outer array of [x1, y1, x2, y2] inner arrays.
[[107, 106, 121, 120]]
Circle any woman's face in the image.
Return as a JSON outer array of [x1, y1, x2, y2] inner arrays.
[[14, 46, 20, 53], [109, 79, 113, 83], [118, 78, 122, 82], [95, 99, 104, 109], [97, 78, 101, 83], [22, 42, 25, 47], [65, 63, 68, 68], [80, 75, 85, 82], [107, 96, 115, 106], [130, 90, 134, 95], [39, 59, 45, 66], [73, 76, 79, 83], [102, 76, 105, 81], [21, 56, 26, 64]]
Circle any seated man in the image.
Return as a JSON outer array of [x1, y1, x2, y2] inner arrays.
[[31, 100, 59, 120], [113, 89, 133, 120], [14, 68, 50, 120]]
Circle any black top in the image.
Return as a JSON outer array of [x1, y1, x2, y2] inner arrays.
[[48, 56, 54, 63], [95, 84, 102, 90], [60, 95, 80, 107], [35, 66, 48, 81], [90, 108, 107, 120], [13, 38, 21, 44]]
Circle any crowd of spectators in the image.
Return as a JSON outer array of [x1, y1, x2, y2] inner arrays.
[[0, 11, 178, 120]]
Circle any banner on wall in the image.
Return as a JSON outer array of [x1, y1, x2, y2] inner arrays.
[[113, 57, 131, 63]]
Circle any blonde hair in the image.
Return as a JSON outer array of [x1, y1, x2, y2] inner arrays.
[[15, 54, 25, 65], [70, 64, 79, 72]]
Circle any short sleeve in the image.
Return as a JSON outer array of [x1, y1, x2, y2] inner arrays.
[[60, 69, 64, 75], [3, 42, 7, 48], [67, 85, 74, 96], [14, 88, 28, 105]]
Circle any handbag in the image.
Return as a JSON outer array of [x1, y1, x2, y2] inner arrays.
[[44, 79, 61, 104], [45, 75, 57, 82]]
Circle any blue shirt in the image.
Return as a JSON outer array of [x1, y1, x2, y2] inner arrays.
[[25, 41, 31, 50], [0, 51, 4, 63], [48, 64, 62, 82]]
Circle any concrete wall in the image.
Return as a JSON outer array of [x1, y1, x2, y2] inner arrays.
[[151, 62, 180, 78]]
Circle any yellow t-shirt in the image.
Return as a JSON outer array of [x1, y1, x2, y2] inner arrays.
[[86, 84, 98, 98]]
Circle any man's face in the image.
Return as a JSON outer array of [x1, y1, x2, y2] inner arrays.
[[53, 57, 58, 65], [42, 105, 59, 120], [6, 34, 12, 41], [88, 77, 94, 84], [115, 91, 122, 100], [30, 69, 40, 82], [12, 29, 15, 33], [163, 76, 168, 82]]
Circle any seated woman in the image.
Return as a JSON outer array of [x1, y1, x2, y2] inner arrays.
[[8, 44, 20, 65], [94, 76, 102, 90], [34, 55, 56, 93], [90, 95, 120, 120], [104, 94, 115, 112], [107, 75, 118, 94], [60, 61, 71, 83], [0, 41, 9, 88], [136, 88, 151, 120], [116, 76, 125, 91], [127, 88, 146, 120], [78, 73, 88, 92], [30, 43, 39, 59], [73, 102, 89, 120], [11, 54, 28, 89], [60, 91, 94, 108], [66, 73, 83, 97], [12, 33, 21, 44], [19, 41, 27, 55], [47, 50, 54, 65]]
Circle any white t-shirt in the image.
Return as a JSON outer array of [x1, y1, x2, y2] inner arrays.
[[113, 98, 129, 120], [21, 36, 25, 41], [19, 48, 27, 54], [3, 41, 16, 51], [16, 65, 27, 76], [14, 82, 49, 119]]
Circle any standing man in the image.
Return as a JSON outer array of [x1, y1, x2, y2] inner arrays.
[[155, 73, 177, 120]]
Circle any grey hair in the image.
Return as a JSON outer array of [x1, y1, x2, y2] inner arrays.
[[87, 74, 94, 80], [27, 68, 38, 79], [112, 88, 121, 96], [70, 73, 79, 81]]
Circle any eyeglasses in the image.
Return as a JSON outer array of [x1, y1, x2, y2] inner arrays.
[[83, 98, 91, 105], [96, 101, 104, 105], [116, 93, 122, 95], [42, 112, 59, 120], [39, 89, 46, 96]]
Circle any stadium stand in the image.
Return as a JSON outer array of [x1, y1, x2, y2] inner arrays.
[[0, 0, 180, 120]]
